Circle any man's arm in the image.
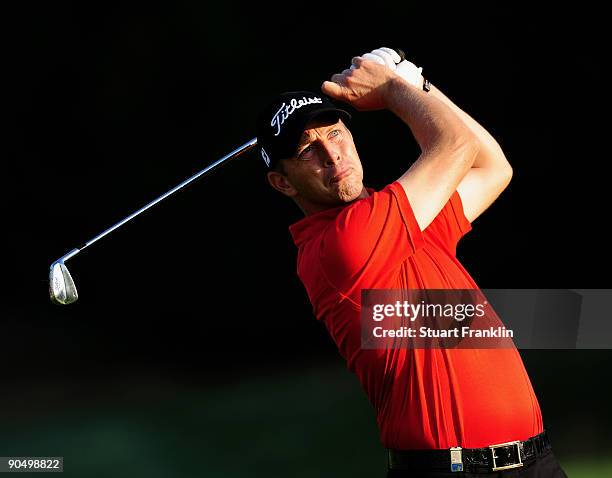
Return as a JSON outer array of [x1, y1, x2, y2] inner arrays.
[[323, 57, 479, 231], [425, 83, 513, 223]]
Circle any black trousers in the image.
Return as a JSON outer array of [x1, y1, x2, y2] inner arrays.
[[386, 449, 568, 477]]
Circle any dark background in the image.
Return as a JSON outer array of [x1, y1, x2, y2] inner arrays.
[[5, 2, 611, 477]]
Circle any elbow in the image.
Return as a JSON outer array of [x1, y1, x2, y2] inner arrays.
[[503, 162, 513, 187], [485, 157, 513, 197], [497, 153, 513, 189]]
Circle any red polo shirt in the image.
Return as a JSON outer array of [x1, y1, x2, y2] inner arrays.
[[289, 181, 543, 449]]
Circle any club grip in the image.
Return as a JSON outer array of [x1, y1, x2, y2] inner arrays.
[[394, 48, 406, 62]]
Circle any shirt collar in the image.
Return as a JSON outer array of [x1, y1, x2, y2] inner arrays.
[[288, 187, 374, 247]]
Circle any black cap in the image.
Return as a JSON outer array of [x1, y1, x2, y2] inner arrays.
[[256, 91, 351, 169]]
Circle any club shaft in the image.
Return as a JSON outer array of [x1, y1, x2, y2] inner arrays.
[[57, 137, 258, 263]]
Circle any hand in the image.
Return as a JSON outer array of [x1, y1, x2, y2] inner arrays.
[[353, 47, 424, 89], [396, 59, 424, 89], [360, 47, 402, 69], [321, 56, 397, 111]]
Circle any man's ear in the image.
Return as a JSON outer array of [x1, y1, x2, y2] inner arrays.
[[267, 170, 298, 197]]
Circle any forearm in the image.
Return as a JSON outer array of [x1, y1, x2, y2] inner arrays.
[[427, 83, 511, 173], [384, 77, 477, 157]]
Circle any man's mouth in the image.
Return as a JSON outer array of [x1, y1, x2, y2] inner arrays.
[[330, 168, 352, 184]]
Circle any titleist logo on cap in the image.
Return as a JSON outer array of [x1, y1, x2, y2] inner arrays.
[[271, 96, 323, 136]]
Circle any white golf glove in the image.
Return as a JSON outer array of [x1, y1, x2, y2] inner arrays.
[[352, 47, 424, 89]]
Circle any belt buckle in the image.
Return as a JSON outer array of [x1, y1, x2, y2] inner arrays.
[[489, 440, 523, 471], [449, 447, 463, 472]]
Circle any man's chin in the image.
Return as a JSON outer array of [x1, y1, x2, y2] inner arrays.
[[334, 179, 364, 203]]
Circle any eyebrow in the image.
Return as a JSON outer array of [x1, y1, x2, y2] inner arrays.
[[297, 132, 316, 149], [297, 123, 342, 148]]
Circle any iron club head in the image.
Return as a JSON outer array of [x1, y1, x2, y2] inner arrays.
[[49, 261, 79, 305]]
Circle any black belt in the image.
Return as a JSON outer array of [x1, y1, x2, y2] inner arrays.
[[388, 431, 552, 473]]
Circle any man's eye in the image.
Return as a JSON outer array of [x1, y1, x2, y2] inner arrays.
[[299, 145, 314, 159], [329, 130, 342, 140]]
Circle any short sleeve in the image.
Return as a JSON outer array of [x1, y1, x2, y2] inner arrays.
[[320, 182, 425, 291], [424, 190, 472, 256]]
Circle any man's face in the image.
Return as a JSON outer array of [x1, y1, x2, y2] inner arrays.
[[268, 118, 366, 213]]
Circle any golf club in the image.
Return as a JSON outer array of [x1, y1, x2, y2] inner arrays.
[[49, 137, 258, 305]]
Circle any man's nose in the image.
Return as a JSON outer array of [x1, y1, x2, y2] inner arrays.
[[321, 142, 342, 166]]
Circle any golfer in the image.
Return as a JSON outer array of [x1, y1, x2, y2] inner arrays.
[[256, 47, 567, 477]]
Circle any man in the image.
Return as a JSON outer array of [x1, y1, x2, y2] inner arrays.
[[256, 48, 567, 477]]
